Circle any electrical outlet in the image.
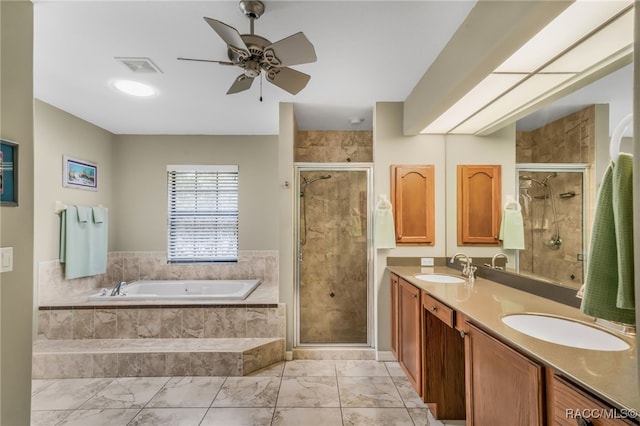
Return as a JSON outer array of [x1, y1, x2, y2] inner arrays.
[[420, 257, 434, 266]]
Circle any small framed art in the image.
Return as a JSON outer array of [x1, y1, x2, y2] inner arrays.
[[63, 155, 98, 191], [0, 139, 18, 206]]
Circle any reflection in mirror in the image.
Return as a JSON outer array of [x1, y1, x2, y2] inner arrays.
[[516, 167, 586, 290], [511, 63, 632, 291]]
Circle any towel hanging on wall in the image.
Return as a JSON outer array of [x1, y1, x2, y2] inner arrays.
[[375, 194, 396, 249], [59, 205, 108, 279], [498, 195, 525, 250], [581, 153, 634, 324]]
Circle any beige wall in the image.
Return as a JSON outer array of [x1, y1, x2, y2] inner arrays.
[[373, 103, 516, 352], [34, 100, 115, 264], [278, 103, 296, 351], [0, 1, 34, 424], [373, 102, 446, 352], [445, 126, 516, 260], [112, 134, 279, 252]]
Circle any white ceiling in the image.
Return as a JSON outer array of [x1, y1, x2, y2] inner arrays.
[[33, 0, 476, 135], [33, 1, 633, 136]]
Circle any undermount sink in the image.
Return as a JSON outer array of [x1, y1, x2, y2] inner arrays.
[[501, 314, 630, 351], [414, 274, 466, 284]]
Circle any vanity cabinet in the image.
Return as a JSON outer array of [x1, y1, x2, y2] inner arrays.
[[390, 273, 399, 359], [390, 273, 422, 394], [464, 321, 544, 426], [457, 164, 501, 246], [422, 292, 465, 420], [550, 374, 635, 426], [391, 165, 435, 245], [398, 277, 422, 394]]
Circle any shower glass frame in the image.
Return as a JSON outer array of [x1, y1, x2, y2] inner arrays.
[[515, 163, 590, 286], [293, 163, 374, 348]]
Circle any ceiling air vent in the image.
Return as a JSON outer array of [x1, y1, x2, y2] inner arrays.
[[115, 57, 162, 74]]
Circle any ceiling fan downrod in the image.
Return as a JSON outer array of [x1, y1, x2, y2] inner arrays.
[[239, 1, 265, 35]]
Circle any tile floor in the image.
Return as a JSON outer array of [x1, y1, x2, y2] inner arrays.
[[31, 360, 466, 426]]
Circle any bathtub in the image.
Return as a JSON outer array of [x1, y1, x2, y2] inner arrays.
[[88, 279, 261, 302]]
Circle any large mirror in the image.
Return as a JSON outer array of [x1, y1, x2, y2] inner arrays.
[[509, 62, 633, 290]]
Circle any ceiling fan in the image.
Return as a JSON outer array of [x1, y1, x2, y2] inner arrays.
[[178, 0, 317, 96]]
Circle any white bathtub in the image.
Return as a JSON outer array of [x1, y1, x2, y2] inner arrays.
[[88, 279, 261, 302]]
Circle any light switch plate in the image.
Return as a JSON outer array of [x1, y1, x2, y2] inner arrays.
[[420, 257, 434, 266], [1, 247, 13, 273]]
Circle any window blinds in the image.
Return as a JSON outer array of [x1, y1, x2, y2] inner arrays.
[[167, 165, 239, 263]]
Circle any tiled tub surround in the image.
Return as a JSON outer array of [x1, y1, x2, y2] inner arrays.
[[38, 250, 279, 306], [34, 304, 286, 379], [35, 251, 284, 379]]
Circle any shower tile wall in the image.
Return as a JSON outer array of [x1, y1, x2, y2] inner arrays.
[[299, 170, 368, 344], [519, 171, 584, 287], [295, 130, 373, 163], [516, 105, 595, 164], [38, 250, 279, 306], [516, 105, 594, 288]]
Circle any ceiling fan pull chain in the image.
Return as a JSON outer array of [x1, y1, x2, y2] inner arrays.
[[259, 74, 263, 102]]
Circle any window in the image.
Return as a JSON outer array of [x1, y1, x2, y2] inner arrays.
[[167, 165, 239, 263]]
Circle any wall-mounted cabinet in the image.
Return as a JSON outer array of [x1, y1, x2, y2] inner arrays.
[[457, 165, 501, 245], [391, 165, 435, 245]]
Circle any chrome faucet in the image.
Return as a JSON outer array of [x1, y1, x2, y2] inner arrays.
[[491, 253, 509, 270], [110, 281, 127, 296], [449, 253, 475, 279]]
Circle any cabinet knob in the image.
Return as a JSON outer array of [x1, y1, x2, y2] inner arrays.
[[413, 294, 417, 299], [576, 416, 593, 426], [459, 330, 467, 338], [430, 306, 437, 312]]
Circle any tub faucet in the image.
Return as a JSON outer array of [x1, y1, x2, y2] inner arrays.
[[449, 253, 474, 278], [491, 253, 509, 270], [110, 281, 127, 296]]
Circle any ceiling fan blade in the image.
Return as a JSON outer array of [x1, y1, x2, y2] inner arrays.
[[203, 17, 248, 52], [263, 32, 317, 67], [227, 74, 254, 95], [177, 57, 234, 65], [266, 67, 311, 95]]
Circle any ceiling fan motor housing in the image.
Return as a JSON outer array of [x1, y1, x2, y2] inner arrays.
[[239, 1, 265, 20]]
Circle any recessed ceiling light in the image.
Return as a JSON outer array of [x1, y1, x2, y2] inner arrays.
[[111, 79, 157, 97]]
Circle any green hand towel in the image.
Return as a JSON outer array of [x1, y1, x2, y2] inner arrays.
[[581, 154, 635, 324], [612, 154, 634, 310]]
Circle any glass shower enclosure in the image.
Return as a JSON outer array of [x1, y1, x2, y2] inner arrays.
[[294, 165, 372, 346]]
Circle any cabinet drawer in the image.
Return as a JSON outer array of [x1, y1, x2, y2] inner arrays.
[[422, 292, 455, 328], [552, 375, 634, 426]]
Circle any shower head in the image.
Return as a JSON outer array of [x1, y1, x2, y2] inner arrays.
[[303, 174, 332, 185], [300, 174, 332, 196], [541, 172, 557, 185]]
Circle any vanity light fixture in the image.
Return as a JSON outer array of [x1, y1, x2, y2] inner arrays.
[[111, 79, 157, 97], [421, 0, 633, 135]]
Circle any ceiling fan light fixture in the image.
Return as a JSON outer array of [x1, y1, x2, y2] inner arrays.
[[111, 79, 157, 97]]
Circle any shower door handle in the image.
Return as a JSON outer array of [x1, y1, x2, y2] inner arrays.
[[298, 252, 303, 262]]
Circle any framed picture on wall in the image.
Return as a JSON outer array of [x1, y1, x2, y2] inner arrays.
[[63, 155, 98, 191], [0, 139, 18, 207]]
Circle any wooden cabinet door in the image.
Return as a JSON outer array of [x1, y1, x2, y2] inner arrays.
[[551, 374, 634, 426], [465, 322, 543, 426], [422, 293, 465, 420], [457, 165, 501, 245], [391, 165, 435, 245], [398, 278, 422, 394], [390, 273, 399, 360]]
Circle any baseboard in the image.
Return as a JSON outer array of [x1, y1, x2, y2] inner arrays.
[[285, 351, 293, 361], [376, 351, 396, 362]]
